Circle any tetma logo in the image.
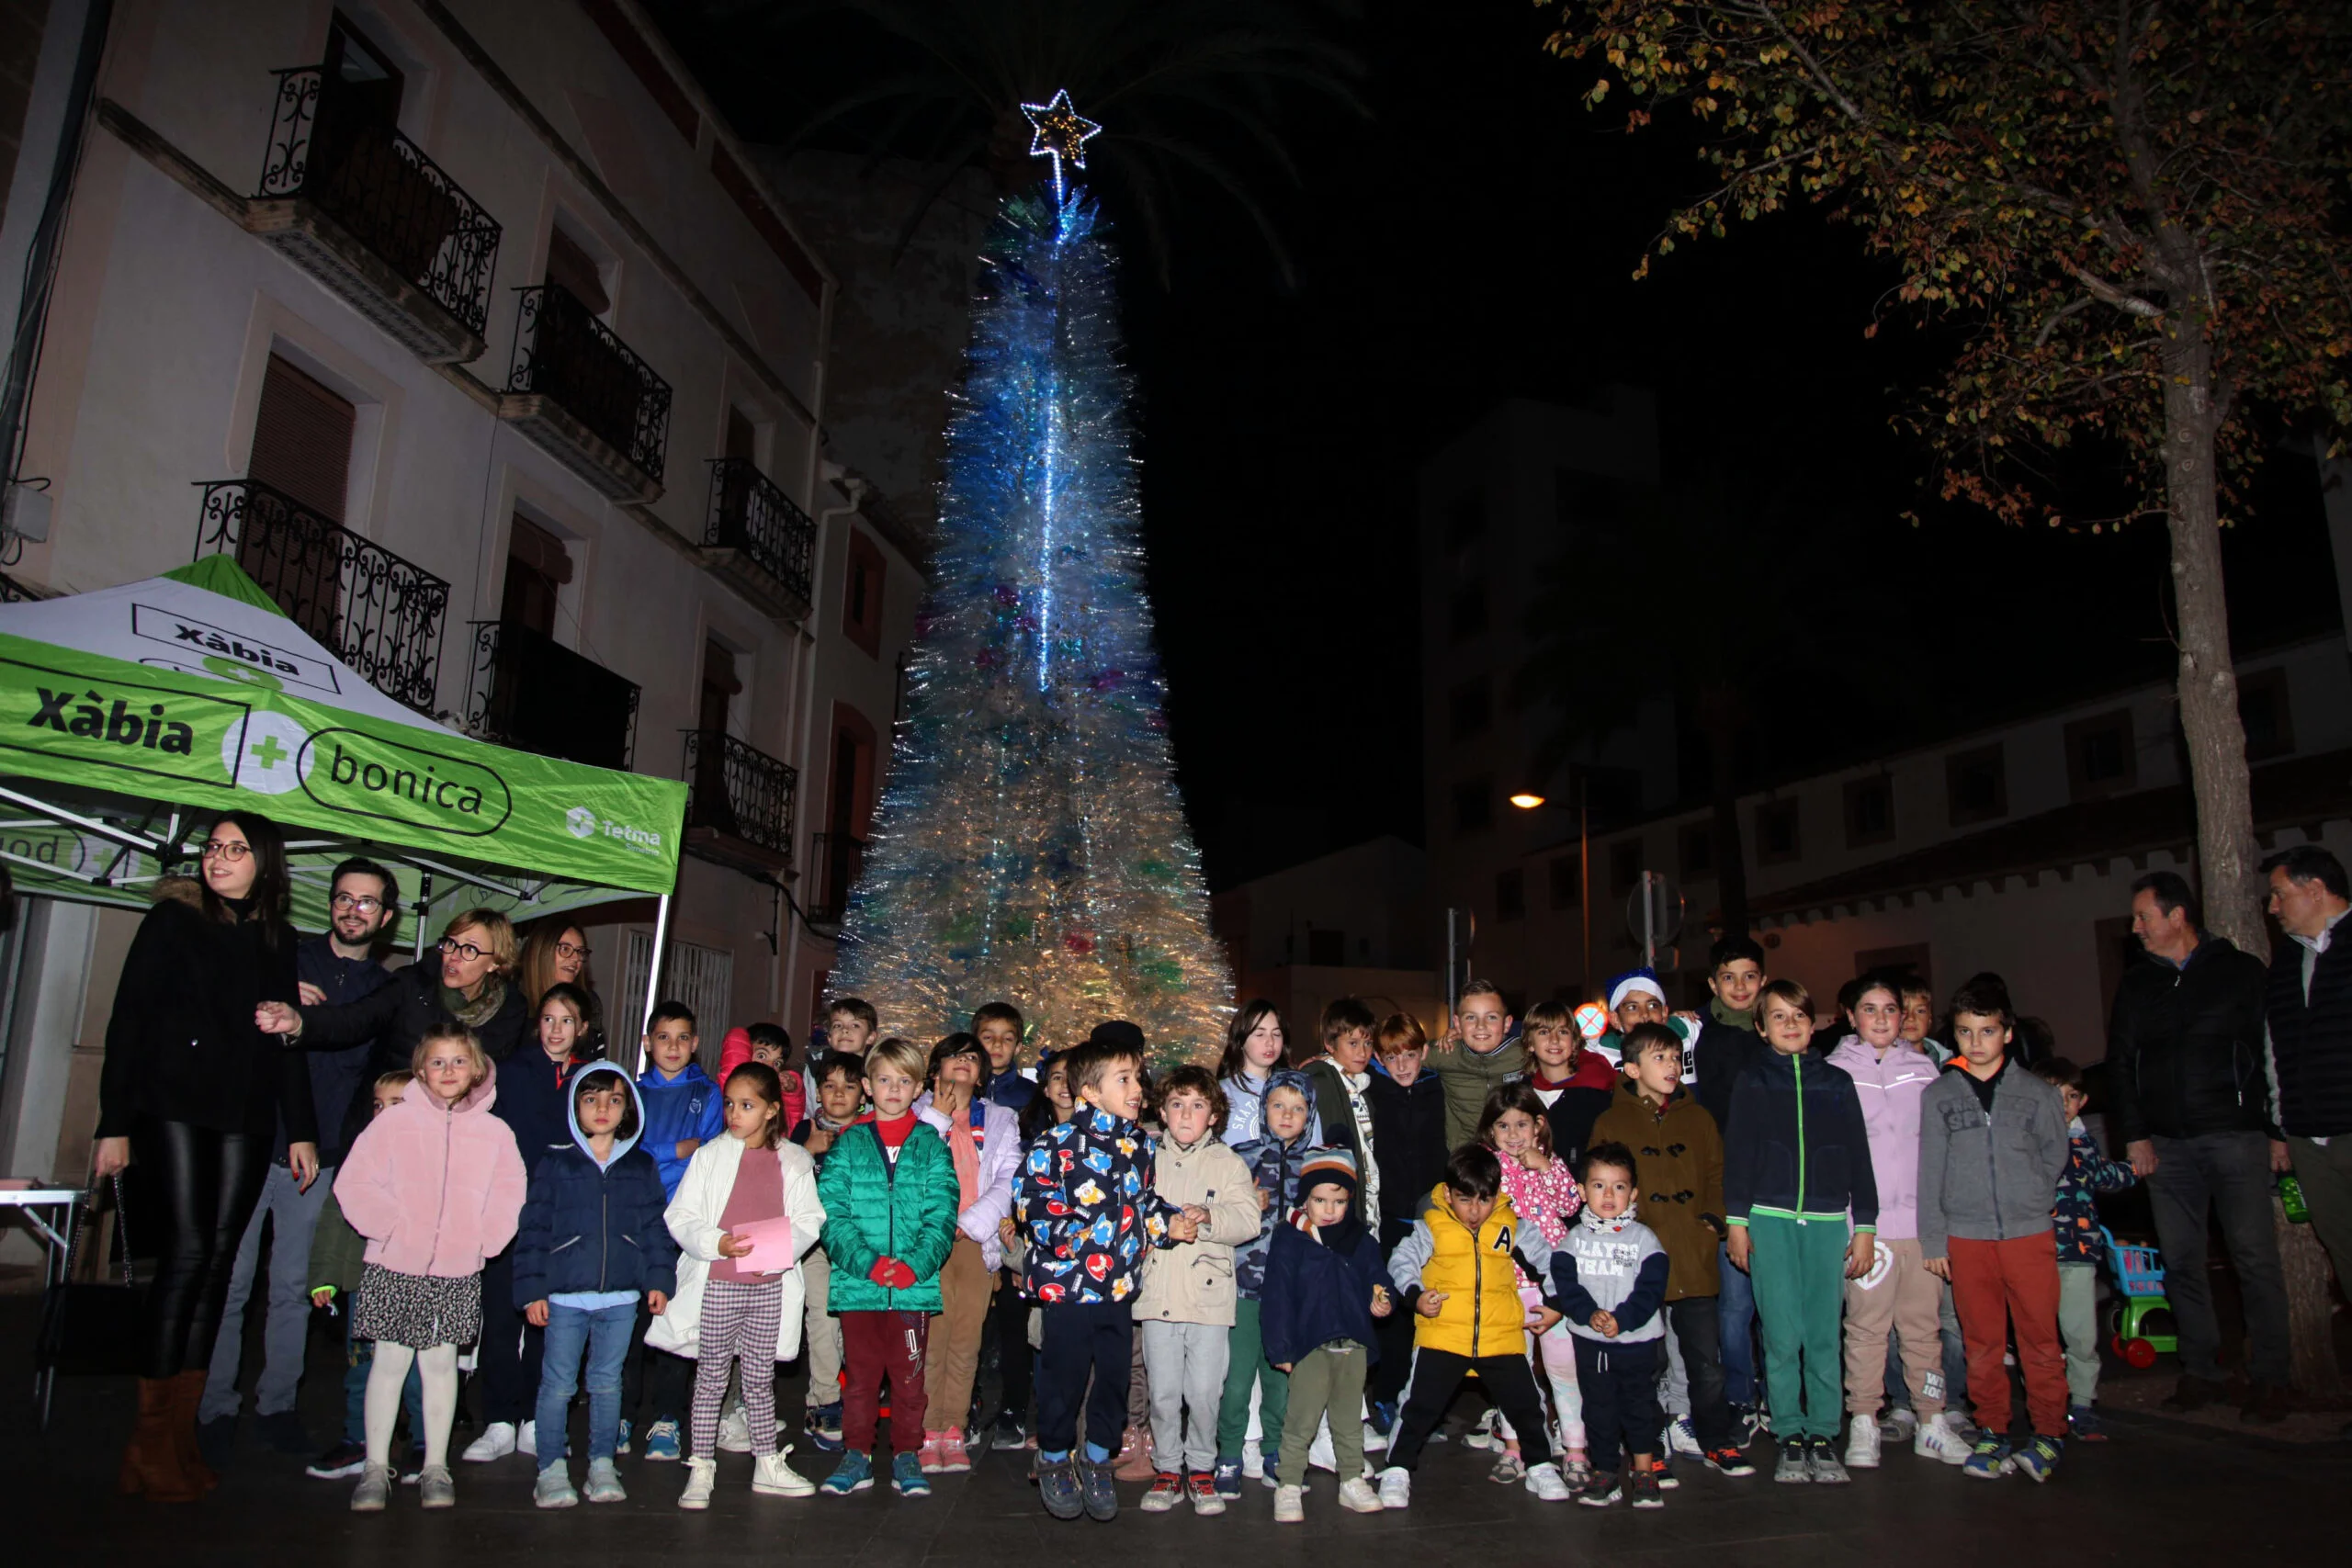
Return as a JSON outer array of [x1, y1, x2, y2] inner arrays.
[[566, 807, 597, 839], [562, 806, 662, 855]]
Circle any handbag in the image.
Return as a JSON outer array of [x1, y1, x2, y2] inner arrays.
[[37, 1176, 148, 1376]]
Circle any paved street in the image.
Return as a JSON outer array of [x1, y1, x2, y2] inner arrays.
[[11, 1295, 2347, 1568]]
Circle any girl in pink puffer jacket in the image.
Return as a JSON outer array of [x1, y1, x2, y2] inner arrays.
[[333, 1022, 527, 1512]]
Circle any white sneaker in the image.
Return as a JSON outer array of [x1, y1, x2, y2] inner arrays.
[[1887, 1406, 1919, 1439], [1845, 1413, 1882, 1470], [1464, 1409, 1502, 1450], [718, 1406, 753, 1454], [1338, 1477, 1384, 1513], [679, 1456, 717, 1510], [460, 1422, 516, 1462], [1241, 1438, 1264, 1480], [753, 1450, 815, 1496], [1665, 1416, 1702, 1456], [1272, 1483, 1305, 1523], [1523, 1461, 1571, 1501], [1363, 1421, 1389, 1453], [516, 1419, 537, 1459], [1378, 1465, 1411, 1508], [1307, 1424, 1337, 1473], [1914, 1412, 1972, 1466]]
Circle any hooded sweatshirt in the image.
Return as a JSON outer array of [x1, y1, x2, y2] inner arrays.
[[1825, 1032, 1940, 1241], [1231, 1076, 1320, 1297], [512, 1063, 678, 1305], [1548, 1201, 1669, 1344], [637, 1058, 726, 1198], [333, 1067, 527, 1278]]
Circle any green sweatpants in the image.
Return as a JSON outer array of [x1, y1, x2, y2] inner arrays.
[[1216, 1297, 1290, 1460], [1277, 1341, 1367, 1487], [1746, 1214, 1849, 1441]]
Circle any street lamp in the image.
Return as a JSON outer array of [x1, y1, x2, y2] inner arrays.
[[1512, 780, 1590, 997]]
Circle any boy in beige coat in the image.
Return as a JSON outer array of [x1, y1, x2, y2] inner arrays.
[[1135, 1066, 1263, 1514]]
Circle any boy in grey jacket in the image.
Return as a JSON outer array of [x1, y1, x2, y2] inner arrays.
[[1548, 1140, 1671, 1510], [1918, 976, 2070, 1484]]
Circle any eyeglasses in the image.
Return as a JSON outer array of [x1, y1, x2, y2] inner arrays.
[[331, 893, 383, 913], [554, 941, 592, 961], [438, 937, 489, 963], [201, 840, 251, 862]]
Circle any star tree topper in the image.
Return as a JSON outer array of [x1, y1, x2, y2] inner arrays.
[[1021, 88, 1100, 197]]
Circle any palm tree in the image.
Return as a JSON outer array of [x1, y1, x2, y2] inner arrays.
[[662, 0, 1367, 285]]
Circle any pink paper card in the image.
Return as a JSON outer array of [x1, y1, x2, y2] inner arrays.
[[730, 1216, 797, 1275]]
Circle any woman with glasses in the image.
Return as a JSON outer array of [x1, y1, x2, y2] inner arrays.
[[94, 812, 312, 1503], [516, 920, 604, 1062]]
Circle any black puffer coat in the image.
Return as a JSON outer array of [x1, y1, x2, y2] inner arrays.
[[2105, 936, 2270, 1144]]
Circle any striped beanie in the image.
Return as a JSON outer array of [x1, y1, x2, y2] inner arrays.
[[1298, 1145, 1359, 1202]]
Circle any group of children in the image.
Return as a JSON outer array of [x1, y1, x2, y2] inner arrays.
[[309, 936, 2125, 1521]]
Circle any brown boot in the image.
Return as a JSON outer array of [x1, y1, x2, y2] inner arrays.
[[167, 1370, 219, 1493], [119, 1378, 203, 1502]]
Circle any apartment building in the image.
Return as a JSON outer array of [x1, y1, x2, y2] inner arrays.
[[0, 0, 921, 1189]]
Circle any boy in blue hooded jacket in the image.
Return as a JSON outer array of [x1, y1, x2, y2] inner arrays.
[[516, 1063, 677, 1507], [628, 1000, 721, 1459]]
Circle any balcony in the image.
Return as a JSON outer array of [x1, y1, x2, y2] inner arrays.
[[500, 284, 671, 503], [805, 830, 865, 934], [681, 729, 797, 877], [246, 68, 501, 365], [464, 619, 639, 771], [699, 459, 815, 622], [194, 479, 448, 714]]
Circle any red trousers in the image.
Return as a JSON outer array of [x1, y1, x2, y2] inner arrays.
[[840, 1310, 929, 1453], [1947, 1234, 2066, 1438]]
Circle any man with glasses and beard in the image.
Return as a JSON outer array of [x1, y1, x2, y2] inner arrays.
[[198, 858, 401, 1470]]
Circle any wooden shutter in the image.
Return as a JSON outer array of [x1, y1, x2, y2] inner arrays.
[[248, 354, 355, 521], [500, 514, 571, 636]]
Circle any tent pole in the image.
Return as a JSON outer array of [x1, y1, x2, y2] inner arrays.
[[639, 891, 672, 1076], [413, 874, 432, 960]]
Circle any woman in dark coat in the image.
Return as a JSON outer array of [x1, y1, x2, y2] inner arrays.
[[94, 810, 311, 1502]]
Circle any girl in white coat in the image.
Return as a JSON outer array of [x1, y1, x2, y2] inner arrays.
[[650, 1063, 826, 1507]]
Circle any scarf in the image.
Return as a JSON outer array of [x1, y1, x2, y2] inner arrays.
[[1709, 997, 1755, 1032], [936, 1095, 981, 1213], [1289, 1200, 1369, 1256], [1318, 1057, 1381, 1214], [441, 972, 508, 1030]]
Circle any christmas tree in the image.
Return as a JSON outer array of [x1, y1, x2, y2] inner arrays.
[[830, 94, 1233, 1061]]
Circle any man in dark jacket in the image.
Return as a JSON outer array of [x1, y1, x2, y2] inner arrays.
[[2262, 845, 2352, 1440], [2105, 871, 2290, 1419], [198, 858, 398, 1461]]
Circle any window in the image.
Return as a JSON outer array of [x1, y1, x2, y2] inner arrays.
[[1609, 839, 1642, 895], [2064, 708, 2136, 800], [1453, 777, 1493, 835], [1946, 743, 2007, 826], [1549, 853, 1581, 910], [1449, 676, 1492, 740], [1448, 581, 1487, 644], [841, 525, 886, 658], [617, 931, 733, 1071], [2238, 668, 2295, 761], [1755, 798, 1801, 864], [322, 14, 403, 131], [725, 405, 759, 467], [500, 515, 571, 637], [1307, 928, 1345, 966], [1844, 775, 1895, 848], [546, 222, 612, 316], [1495, 869, 1526, 923], [1442, 490, 1485, 551], [249, 354, 355, 522], [1679, 822, 1714, 879]]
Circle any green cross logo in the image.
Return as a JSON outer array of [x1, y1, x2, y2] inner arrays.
[[225, 714, 311, 796], [249, 734, 290, 772]]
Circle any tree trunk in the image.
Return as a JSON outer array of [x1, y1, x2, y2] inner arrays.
[[2276, 1197, 2346, 1398], [2158, 329, 2264, 955]]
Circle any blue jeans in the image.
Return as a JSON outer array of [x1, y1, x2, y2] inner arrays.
[[1717, 1238, 1758, 1406], [343, 1311, 424, 1446], [538, 1301, 635, 1470], [202, 1160, 331, 1420]]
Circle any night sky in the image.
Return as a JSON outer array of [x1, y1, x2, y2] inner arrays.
[[658, 2, 2342, 890]]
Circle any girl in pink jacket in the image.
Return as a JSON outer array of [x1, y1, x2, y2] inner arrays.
[[333, 1022, 527, 1513]]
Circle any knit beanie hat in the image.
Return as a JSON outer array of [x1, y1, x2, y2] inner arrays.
[[1298, 1145, 1359, 1203]]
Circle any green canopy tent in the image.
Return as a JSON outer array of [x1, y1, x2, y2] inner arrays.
[[0, 555, 688, 1039]]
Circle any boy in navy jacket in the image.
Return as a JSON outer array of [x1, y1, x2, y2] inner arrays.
[[1260, 1148, 1392, 1521], [627, 1000, 717, 1459], [515, 1064, 676, 1506]]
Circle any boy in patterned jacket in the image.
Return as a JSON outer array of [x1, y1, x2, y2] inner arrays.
[[2031, 1058, 2136, 1440], [1020, 1024, 1205, 1523]]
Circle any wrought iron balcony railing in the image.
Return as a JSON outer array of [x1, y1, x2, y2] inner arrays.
[[702, 458, 815, 620], [194, 479, 448, 714], [806, 831, 865, 930], [505, 284, 672, 484], [465, 619, 639, 772], [682, 728, 797, 863], [254, 68, 501, 340]]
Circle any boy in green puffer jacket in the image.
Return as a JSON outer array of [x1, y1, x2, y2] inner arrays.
[[815, 1036, 962, 1498]]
